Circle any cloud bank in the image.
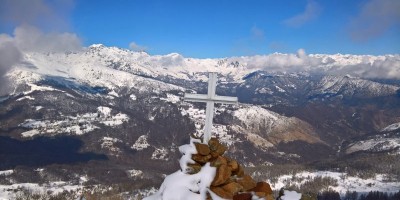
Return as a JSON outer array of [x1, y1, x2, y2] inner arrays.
[[229, 49, 400, 80]]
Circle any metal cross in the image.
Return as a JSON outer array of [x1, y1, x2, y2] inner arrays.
[[184, 72, 238, 143]]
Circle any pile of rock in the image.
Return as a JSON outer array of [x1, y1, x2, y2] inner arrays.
[[188, 138, 274, 200]]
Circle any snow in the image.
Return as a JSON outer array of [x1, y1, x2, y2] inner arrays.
[[145, 137, 220, 200], [180, 105, 237, 146], [108, 90, 119, 97], [0, 170, 13, 176], [145, 138, 217, 200], [160, 93, 180, 103], [16, 95, 35, 101], [346, 137, 400, 154], [281, 190, 302, 200], [23, 83, 58, 95], [0, 182, 83, 200], [275, 85, 286, 93], [269, 171, 400, 195], [234, 106, 278, 121], [101, 137, 122, 152], [382, 122, 400, 132], [35, 106, 43, 110], [127, 169, 143, 178], [130, 94, 137, 100], [131, 135, 150, 150], [151, 147, 169, 160], [281, 190, 301, 200], [21, 129, 40, 137], [19, 106, 128, 137]]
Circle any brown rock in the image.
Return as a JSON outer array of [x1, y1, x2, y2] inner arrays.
[[194, 142, 210, 156], [233, 193, 252, 200], [233, 164, 245, 177], [215, 143, 227, 156], [212, 164, 232, 186], [250, 182, 273, 195], [208, 138, 220, 151], [210, 186, 233, 199], [237, 175, 257, 191], [210, 151, 220, 159], [211, 156, 228, 167], [228, 160, 239, 172], [192, 154, 211, 164], [186, 163, 202, 174], [221, 182, 243, 195]]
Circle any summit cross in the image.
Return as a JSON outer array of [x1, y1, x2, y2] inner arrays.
[[184, 72, 238, 143]]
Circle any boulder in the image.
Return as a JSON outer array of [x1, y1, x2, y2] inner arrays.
[[212, 164, 232, 186], [210, 187, 233, 199], [221, 182, 243, 195], [249, 182, 273, 195], [228, 160, 239, 172], [192, 154, 211, 164], [208, 138, 220, 151], [237, 175, 257, 191], [233, 193, 252, 200], [186, 163, 202, 174], [194, 142, 210, 156], [232, 164, 245, 177], [215, 143, 227, 156], [211, 156, 228, 167]]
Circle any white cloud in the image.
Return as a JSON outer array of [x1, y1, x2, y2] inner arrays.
[[0, 35, 22, 95], [129, 42, 147, 52], [283, 0, 322, 27], [13, 25, 81, 53], [348, 0, 400, 42], [229, 50, 400, 79]]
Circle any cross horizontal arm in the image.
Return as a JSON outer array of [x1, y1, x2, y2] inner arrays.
[[184, 93, 238, 104]]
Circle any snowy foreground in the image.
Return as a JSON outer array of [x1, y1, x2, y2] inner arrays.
[[269, 171, 400, 195], [143, 138, 300, 200], [1, 169, 399, 200], [0, 181, 83, 200]]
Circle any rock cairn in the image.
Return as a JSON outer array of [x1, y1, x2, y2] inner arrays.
[[188, 138, 274, 200]]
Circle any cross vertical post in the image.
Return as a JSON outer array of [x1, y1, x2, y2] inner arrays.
[[184, 72, 238, 143]]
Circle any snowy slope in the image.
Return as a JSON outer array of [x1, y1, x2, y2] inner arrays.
[[346, 137, 400, 155], [269, 171, 400, 195]]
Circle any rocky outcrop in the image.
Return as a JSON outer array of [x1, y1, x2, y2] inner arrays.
[[188, 137, 274, 200]]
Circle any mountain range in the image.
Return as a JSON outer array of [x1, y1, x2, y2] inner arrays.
[[0, 44, 399, 188]]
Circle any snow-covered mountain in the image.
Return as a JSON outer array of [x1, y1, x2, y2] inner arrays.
[[1, 44, 399, 196]]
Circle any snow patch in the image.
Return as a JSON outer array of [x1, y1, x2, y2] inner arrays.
[[132, 135, 150, 150], [346, 137, 400, 154], [161, 93, 180, 103], [19, 107, 128, 137], [151, 147, 169, 161], [101, 137, 122, 152], [281, 190, 302, 200], [130, 94, 137, 100], [127, 169, 143, 178], [0, 182, 83, 200], [382, 122, 400, 132], [16, 96, 35, 101], [270, 171, 400, 195], [0, 170, 13, 176]]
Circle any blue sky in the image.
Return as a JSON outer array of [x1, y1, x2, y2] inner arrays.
[[1, 0, 399, 58]]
